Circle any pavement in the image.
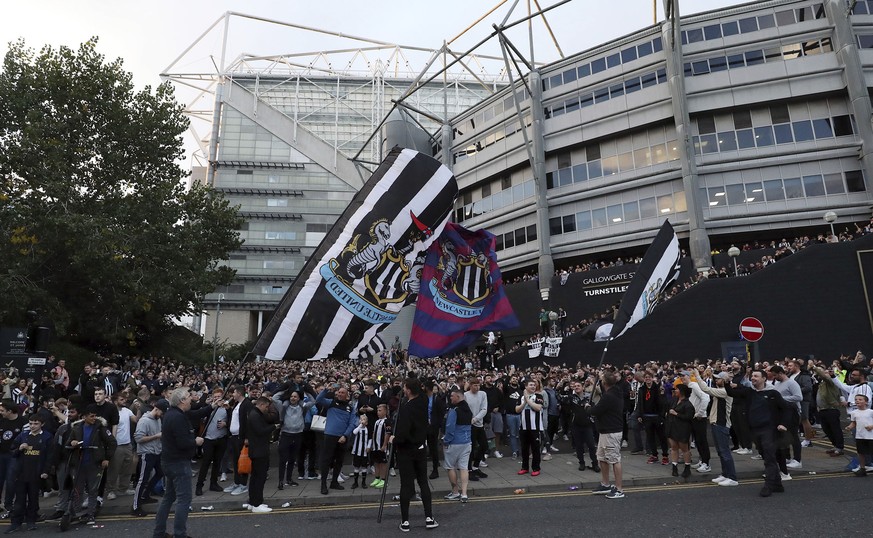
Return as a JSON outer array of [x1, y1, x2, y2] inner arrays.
[[92, 430, 859, 516]]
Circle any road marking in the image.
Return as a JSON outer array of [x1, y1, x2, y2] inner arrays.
[[92, 472, 848, 522]]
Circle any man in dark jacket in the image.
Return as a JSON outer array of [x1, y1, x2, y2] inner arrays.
[[5, 416, 53, 532], [245, 396, 277, 513], [564, 379, 599, 472], [152, 388, 204, 538], [424, 380, 446, 479], [588, 370, 625, 499], [224, 385, 254, 496], [391, 376, 437, 532], [315, 386, 358, 495], [726, 370, 793, 497], [68, 404, 116, 525]]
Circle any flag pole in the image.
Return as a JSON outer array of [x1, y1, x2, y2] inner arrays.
[[377, 397, 404, 523], [596, 338, 612, 371]]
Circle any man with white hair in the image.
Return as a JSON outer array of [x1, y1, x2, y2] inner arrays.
[[152, 388, 205, 538]]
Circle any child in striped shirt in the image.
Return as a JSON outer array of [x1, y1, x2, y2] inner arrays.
[[351, 415, 370, 489]]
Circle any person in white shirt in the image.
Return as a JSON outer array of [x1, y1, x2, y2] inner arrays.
[[105, 392, 137, 500], [846, 394, 873, 477]]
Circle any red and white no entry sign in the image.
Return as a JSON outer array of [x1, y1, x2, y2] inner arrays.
[[739, 317, 764, 342]]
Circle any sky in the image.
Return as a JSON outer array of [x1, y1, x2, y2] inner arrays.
[[1, 0, 741, 164]]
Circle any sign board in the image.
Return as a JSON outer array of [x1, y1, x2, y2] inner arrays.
[[739, 317, 764, 342]]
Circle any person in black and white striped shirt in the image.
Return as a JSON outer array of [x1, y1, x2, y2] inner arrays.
[[515, 380, 544, 476], [350, 415, 370, 489], [369, 404, 390, 488]]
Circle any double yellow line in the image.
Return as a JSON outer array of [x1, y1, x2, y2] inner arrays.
[[91, 472, 844, 523]]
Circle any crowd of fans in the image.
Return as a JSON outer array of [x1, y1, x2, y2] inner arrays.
[[0, 343, 870, 531]]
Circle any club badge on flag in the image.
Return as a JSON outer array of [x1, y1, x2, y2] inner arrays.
[[408, 223, 519, 358], [252, 148, 458, 361], [608, 220, 681, 340]]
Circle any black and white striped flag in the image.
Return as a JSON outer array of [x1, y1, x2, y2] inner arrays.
[[252, 148, 458, 361], [608, 220, 681, 340]]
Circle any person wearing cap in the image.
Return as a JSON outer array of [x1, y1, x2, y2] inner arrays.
[[131, 399, 167, 517], [698, 372, 739, 486]]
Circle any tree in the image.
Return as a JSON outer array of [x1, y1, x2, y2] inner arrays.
[[0, 38, 242, 349]]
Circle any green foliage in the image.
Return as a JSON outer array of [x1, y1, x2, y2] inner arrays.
[[0, 38, 242, 350]]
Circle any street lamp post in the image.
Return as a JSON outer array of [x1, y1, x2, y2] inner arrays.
[[211, 293, 225, 364], [728, 246, 740, 277], [823, 211, 837, 241]]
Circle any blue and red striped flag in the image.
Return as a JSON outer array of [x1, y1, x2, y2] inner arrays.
[[408, 223, 518, 358]]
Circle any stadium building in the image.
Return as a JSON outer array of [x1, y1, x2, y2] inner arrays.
[[167, 0, 873, 350]]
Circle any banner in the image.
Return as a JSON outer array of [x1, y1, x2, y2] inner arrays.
[[609, 220, 681, 340], [408, 223, 519, 358], [252, 148, 457, 361]]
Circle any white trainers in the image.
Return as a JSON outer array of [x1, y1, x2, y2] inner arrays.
[[542, 453, 553, 461], [251, 504, 272, 513], [223, 484, 237, 493], [563, 434, 569, 441], [750, 454, 763, 460], [242, 503, 251, 510], [780, 472, 792, 481], [550, 445, 559, 452], [691, 461, 702, 469], [621, 440, 628, 448], [696, 463, 711, 473], [390, 469, 397, 477], [493, 451, 504, 458], [800, 440, 811, 448], [106, 492, 117, 501], [718, 478, 739, 486], [711, 475, 727, 483], [219, 473, 227, 482], [230, 485, 248, 495], [444, 492, 461, 500], [786, 459, 802, 470]]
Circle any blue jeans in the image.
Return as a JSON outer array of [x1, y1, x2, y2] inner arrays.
[[711, 424, 737, 480], [0, 453, 18, 507], [505, 414, 520, 455], [153, 460, 192, 538]]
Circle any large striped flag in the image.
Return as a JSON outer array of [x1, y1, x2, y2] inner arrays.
[[608, 219, 681, 340], [252, 148, 458, 361], [408, 223, 518, 358]]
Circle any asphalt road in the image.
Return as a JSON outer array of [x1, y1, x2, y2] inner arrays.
[[13, 474, 866, 537]]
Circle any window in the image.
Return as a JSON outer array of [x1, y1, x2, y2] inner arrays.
[[687, 28, 704, 43], [605, 204, 622, 223], [776, 9, 796, 26], [572, 164, 588, 183], [588, 160, 603, 179], [617, 152, 634, 172], [621, 47, 638, 63], [709, 56, 728, 72], [745, 182, 764, 202], [718, 131, 738, 151], [653, 37, 663, 52], [563, 68, 577, 84], [700, 134, 719, 154], [657, 195, 674, 214], [833, 115, 853, 136], [639, 197, 657, 219], [592, 208, 608, 228], [757, 14, 775, 30], [638, 41, 653, 57], [580, 92, 594, 108], [594, 87, 610, 104], [515, 228, 526, 246], [623, 201, 640, 221], [727, 53, 745, 69], [527, 224, 537, 241], [549, 217, 563, 235], [736, 129, 756, 149], [763, 179, 785, 201], [744, 49, 764, 66], [576, 211, 592, 231], [802, 175, 826, 197], [846, 170, 866, 192], [559, 167, 573, 187], [734, 110, 752, 129], [606, 53, 621, 69], [739, 17, 758, 33], [546, 171, 555, 189], [609, 83, 625, 98], [792, 120, 814, 142], [859, 35, 873, 49], [504, 232, 515, 248], [601, 156, 619, 176], [697, 115, 716, 134], [774, 123, 794, 144], [722, 21, 739, 37], [754, 126, 775, 147], [823, 173, 846, 194], [267, 198, 288, 207], [770, 104, 790, 124], [704, 24, 722, 40], [591, 57, 606, 74], [783, 177, 803, 199], [625, 77, 642, 93], [813, 118, 833, 139], [641, 72, 657, 88], [633, 147, 652, 168], [708, 187, 726, 207], [495, 234, 504, 250], [578, 63, 591, 78], [586, 144, 601, 161], [726, 184, 746, 205]]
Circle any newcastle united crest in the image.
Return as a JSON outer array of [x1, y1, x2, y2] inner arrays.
[[428, 239, 493, 318]]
